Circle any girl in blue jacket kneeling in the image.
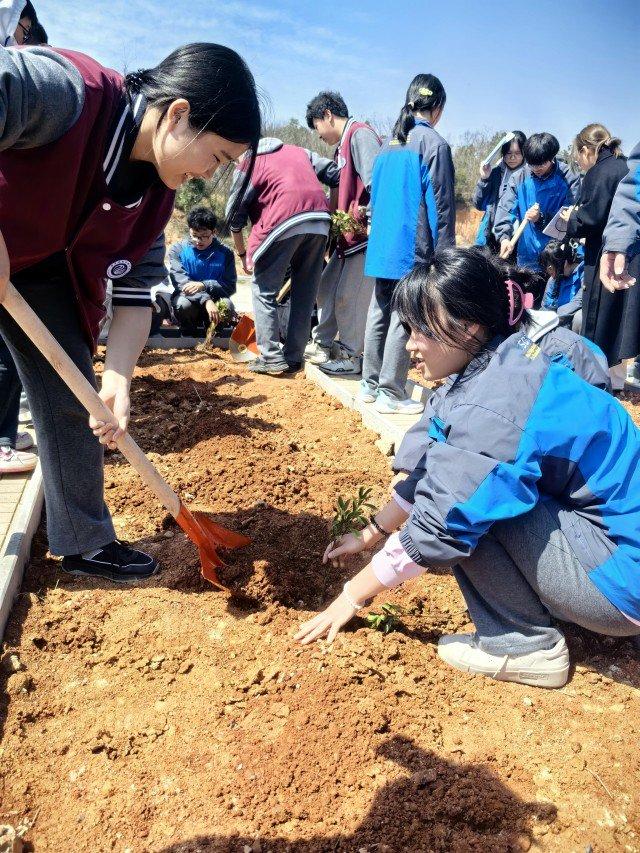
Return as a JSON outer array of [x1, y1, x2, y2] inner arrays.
[[296, 247, 640, 689]]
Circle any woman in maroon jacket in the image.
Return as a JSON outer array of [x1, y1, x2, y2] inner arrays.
[[0, 42, 260, 582]]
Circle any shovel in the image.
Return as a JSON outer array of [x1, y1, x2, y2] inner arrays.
[[229, 279, 291, 362], [2, 281, 249, 590]]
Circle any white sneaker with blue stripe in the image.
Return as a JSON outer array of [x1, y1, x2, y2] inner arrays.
[[358, 380, 377, 403]]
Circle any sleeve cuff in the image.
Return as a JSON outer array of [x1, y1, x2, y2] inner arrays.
[[393, 490, 414, 513], [111, 286, 152, 307], [371, 531, 424, 589]]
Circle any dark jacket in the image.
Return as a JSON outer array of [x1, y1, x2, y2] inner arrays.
[[473, 162, 524, 248], [567, 148, 633, 363]]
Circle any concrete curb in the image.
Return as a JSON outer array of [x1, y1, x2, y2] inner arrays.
[[0, 463, 44, 641], [304, 363, 427, 458]]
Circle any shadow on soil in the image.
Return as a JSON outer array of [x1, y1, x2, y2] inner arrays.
[[154, 734, 557, 852]]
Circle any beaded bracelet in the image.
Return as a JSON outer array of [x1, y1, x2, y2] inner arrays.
[[343, 581, 363, 612], [369, 514, 390, 537]]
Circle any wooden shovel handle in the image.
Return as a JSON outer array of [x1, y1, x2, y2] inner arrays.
[[509, 217, 529, 250], [3, 282, 181, 517]]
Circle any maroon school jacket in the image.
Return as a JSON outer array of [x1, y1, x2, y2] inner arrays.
[[334, 120, 380, 257], [0, 48, 175, 348]]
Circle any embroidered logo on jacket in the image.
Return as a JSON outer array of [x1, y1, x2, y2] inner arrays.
[[107, 260, 133, 278]]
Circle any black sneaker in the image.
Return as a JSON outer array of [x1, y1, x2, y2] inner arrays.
[[61, 541, 158, 583], [284, 361, 303, 374], [248, 357, 288, 375]]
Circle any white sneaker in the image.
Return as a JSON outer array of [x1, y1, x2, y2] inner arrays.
[[374, 390, 424, 415], [18, 393, 32, 425], [0, 446, 38, 475], [358, 380, 377, 403], [15, 431, 34, 451], [319, 355, 362, 376], [306, 342, 332, 365], [437, 634, 570, 689]]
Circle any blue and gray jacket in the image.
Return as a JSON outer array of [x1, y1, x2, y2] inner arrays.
[[603, 140, 640, 256], [393, 326, 640, 620], [542, 260, 584, 319], [365, 120, 456, 280], [493, 161, 581, 270], [473, 162, 524, 246], [168, 238, 237, 297], [393, 313, 610, 474]]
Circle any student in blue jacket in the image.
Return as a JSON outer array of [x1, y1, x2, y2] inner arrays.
[[473, 130, 526, 251], [168, 206, 237, 335], [361, 73, 455, 415], [539, 239, 584, 330], [296, 246, 640, 689], [494, 133, 581, 270]]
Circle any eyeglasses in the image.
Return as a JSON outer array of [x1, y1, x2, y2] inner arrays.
[[17, 21, 32, 42], [504, 150, 521, 159]]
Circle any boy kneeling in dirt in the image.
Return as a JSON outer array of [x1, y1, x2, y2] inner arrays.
[[168, 206, 237, 336]]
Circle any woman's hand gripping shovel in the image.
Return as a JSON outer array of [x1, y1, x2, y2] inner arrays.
[[2, 281, 249, 590]]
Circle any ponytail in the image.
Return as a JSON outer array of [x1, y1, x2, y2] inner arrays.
[[124, 43, 262, 228], [571, 123, 623, 166], [392, 73, 446, 146]]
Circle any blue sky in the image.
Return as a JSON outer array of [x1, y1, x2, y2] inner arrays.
[[36, 0, 639, 150]]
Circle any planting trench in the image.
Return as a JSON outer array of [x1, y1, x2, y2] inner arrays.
[[1, 347, 639, 852]]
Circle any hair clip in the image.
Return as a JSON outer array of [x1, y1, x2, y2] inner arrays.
[[418, 87, 433, 97], [505, 279, 534, 326]]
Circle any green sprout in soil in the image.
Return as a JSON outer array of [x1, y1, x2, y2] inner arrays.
[[365, 603, 404, 634], [330, 210, 366, 239], [200, 300, 234, 350], [331, 487, 377, 540]]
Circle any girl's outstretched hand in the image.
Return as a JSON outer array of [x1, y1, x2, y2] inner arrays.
[[294, 593, 358, 644], [323, 528, 380, 568]]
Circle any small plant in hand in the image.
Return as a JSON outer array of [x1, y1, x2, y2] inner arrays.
[[200, 300, 234, 350], [365, 603, 404, 634], [330, 210, 366, 239], [330, 487, 377, 540]]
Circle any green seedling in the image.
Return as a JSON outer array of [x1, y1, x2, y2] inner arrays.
[[200, 300, 234, 350], [365, 603, 404, 634], [330, 210, 366, 239], [330, 487, 377, 540]]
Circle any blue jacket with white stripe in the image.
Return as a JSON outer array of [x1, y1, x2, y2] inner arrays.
[[365, 121, 456, 280], [395, 326, 640, 620], [493, 161, 581, 270]]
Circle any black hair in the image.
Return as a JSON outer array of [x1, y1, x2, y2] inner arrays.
[[392, 73, 446, 146], [21, 1, 37, 22], [502, 130, 526, 158], [305, 91, 349, 129], [30, 21, 47, 44], [393, 246, 544, 352], [125, 43, 261, 224], [539, 239, 581, 278], [524, 132, 560, 166], [187, 206, 218, 232]]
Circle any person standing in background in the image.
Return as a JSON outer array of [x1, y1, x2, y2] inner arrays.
[[304, 90, 381, 376], [473, 130, 526, 252], [360, 73, 455, 415]]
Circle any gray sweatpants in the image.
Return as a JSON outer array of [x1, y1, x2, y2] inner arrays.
[[312, 249, 375, 357], [0, 274, 115, 555], [361, 277, 411, 400], [252, 232, 326, 365], [455, 499, 640, 656]]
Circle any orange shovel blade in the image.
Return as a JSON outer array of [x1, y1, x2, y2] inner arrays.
[[176, 503, 250, 589], [229, 314, 259, 363]]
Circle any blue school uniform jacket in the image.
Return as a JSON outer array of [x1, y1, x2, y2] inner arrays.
[[493, 161, 581, 270], [365, 120, 456, 280], [542, 260, 584, 312], [168, 238, 237, 297], [394, 325, 640, 621], [473, 162, 524, 246]]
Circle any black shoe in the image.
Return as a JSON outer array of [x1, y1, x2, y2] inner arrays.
[[284, 361, 303, 374], [248, 357, 288, 375], [61, 541, 158, 583]]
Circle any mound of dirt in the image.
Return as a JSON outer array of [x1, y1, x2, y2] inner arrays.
[[1, 349, 639, 852]]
